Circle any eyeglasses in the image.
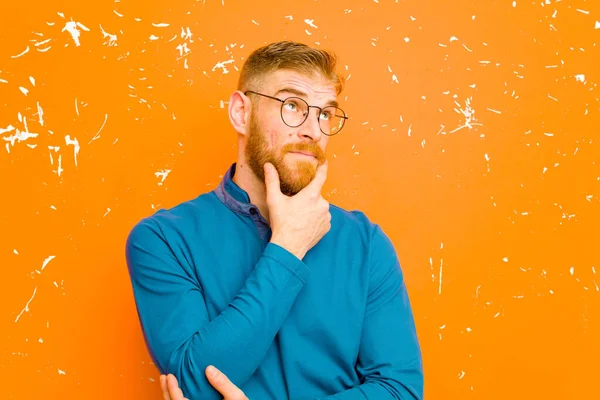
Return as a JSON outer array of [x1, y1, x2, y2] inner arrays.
[[244, 90, 348, 136]]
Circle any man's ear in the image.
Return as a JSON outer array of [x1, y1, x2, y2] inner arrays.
[[229, 90, 252, 136]]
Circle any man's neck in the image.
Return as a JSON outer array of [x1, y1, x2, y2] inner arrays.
[[232, 161, 271, 224]]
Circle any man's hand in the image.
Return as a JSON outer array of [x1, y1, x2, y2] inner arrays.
[[205, 365, 248, 399], [265, 160, 331, 260], [160, 374, 188, 400], [159, 366, 248, 400]]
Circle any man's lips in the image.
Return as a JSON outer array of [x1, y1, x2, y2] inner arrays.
[[289, 151, 316, 158]]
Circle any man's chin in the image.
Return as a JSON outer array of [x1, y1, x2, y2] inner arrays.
[[278, 171, 316, 195]]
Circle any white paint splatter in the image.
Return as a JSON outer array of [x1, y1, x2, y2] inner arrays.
[[155, 169, 171, 186], [3, 119, 38, 153], [0, 125, 16, 135], [176, 43, 191, 58], [180, 27, 193, 40], [19, 87, 29, 96], [575, 74, 586, 83], [65, 135, 80, 167], [99, 25, 118, 46], [304, 19, 318, 28], [429, 257, 435, 281], [37, 102, 44, 126], [89, 114, 108, 144], [15, 287, 38, 323], [438, 258, 443, 294], [11, 46, 30, 58], [62, 20, 90, 47], [450, 97, 482, 133], [55, 154, 63, 176], [595, 21, 600, 29], [58, 369, 66, 375], [34, 38, 52, 48], [387, 66, 399, 83], [149, 34, 160, 41], [29, 76, 36, 86], [152, 22, 170, 27], [41, 256, 55, 271], [212, 59, 235, 74]]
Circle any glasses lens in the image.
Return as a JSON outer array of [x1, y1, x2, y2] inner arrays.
[[319, 107, 346, 135], [281, 97, 309, 127]]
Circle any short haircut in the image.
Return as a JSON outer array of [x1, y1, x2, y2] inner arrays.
[[237, 41, 345, 95]]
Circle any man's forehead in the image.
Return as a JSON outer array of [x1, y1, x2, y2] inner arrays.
[[268, 69, 337, 98]]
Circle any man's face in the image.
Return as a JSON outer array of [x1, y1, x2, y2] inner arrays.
[[245, 69, 337, 196]]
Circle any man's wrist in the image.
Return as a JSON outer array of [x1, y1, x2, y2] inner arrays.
[[269, 238, 305, 260]]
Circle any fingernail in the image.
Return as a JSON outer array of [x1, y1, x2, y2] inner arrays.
[[206, 365, 217, 377]]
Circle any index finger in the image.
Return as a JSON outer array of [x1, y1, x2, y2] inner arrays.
[[302, 160, 328, 194], [160, 375, 171, 400]]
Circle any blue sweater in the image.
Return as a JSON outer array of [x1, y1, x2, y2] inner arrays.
[[125, 163, 423, 399]]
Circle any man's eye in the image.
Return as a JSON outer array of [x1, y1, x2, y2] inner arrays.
[[320, 111, 331, 120], [284, 102, 297, 111]]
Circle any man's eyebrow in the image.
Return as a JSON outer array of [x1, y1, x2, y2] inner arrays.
[[274, 87, 339, 108]]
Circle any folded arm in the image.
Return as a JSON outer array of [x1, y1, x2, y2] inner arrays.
[[126, 218, 310, 400], [312, 225, 423, 400]]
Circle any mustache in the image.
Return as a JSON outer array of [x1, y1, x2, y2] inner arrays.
[[282, 143, 325, 160]]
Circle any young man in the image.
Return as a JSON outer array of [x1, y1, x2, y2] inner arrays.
[[126, 41, 423, 400]]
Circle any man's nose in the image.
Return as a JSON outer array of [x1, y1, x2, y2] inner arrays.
[[297, 107, 323, 141]]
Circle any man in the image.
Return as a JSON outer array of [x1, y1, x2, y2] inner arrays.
[[126, 41, 423, 400]]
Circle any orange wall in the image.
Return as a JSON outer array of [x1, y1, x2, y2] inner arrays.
[[2, 0, 599, 399]]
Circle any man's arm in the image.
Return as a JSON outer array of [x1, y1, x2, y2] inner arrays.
[[311, 224, 423, 400], [128, 162, 330, 400], [126, 218, 310, 400]]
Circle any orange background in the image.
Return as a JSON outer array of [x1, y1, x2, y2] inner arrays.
[[1, 0, 599, 399]]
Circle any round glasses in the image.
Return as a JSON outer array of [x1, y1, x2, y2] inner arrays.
[[244, 90, 348, 136]]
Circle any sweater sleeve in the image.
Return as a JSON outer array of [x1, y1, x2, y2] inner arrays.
[[125, 217, 311, 400], [311, 224, 423, 400]]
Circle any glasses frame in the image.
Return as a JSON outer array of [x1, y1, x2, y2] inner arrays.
[[244, 90, 348, 136]]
